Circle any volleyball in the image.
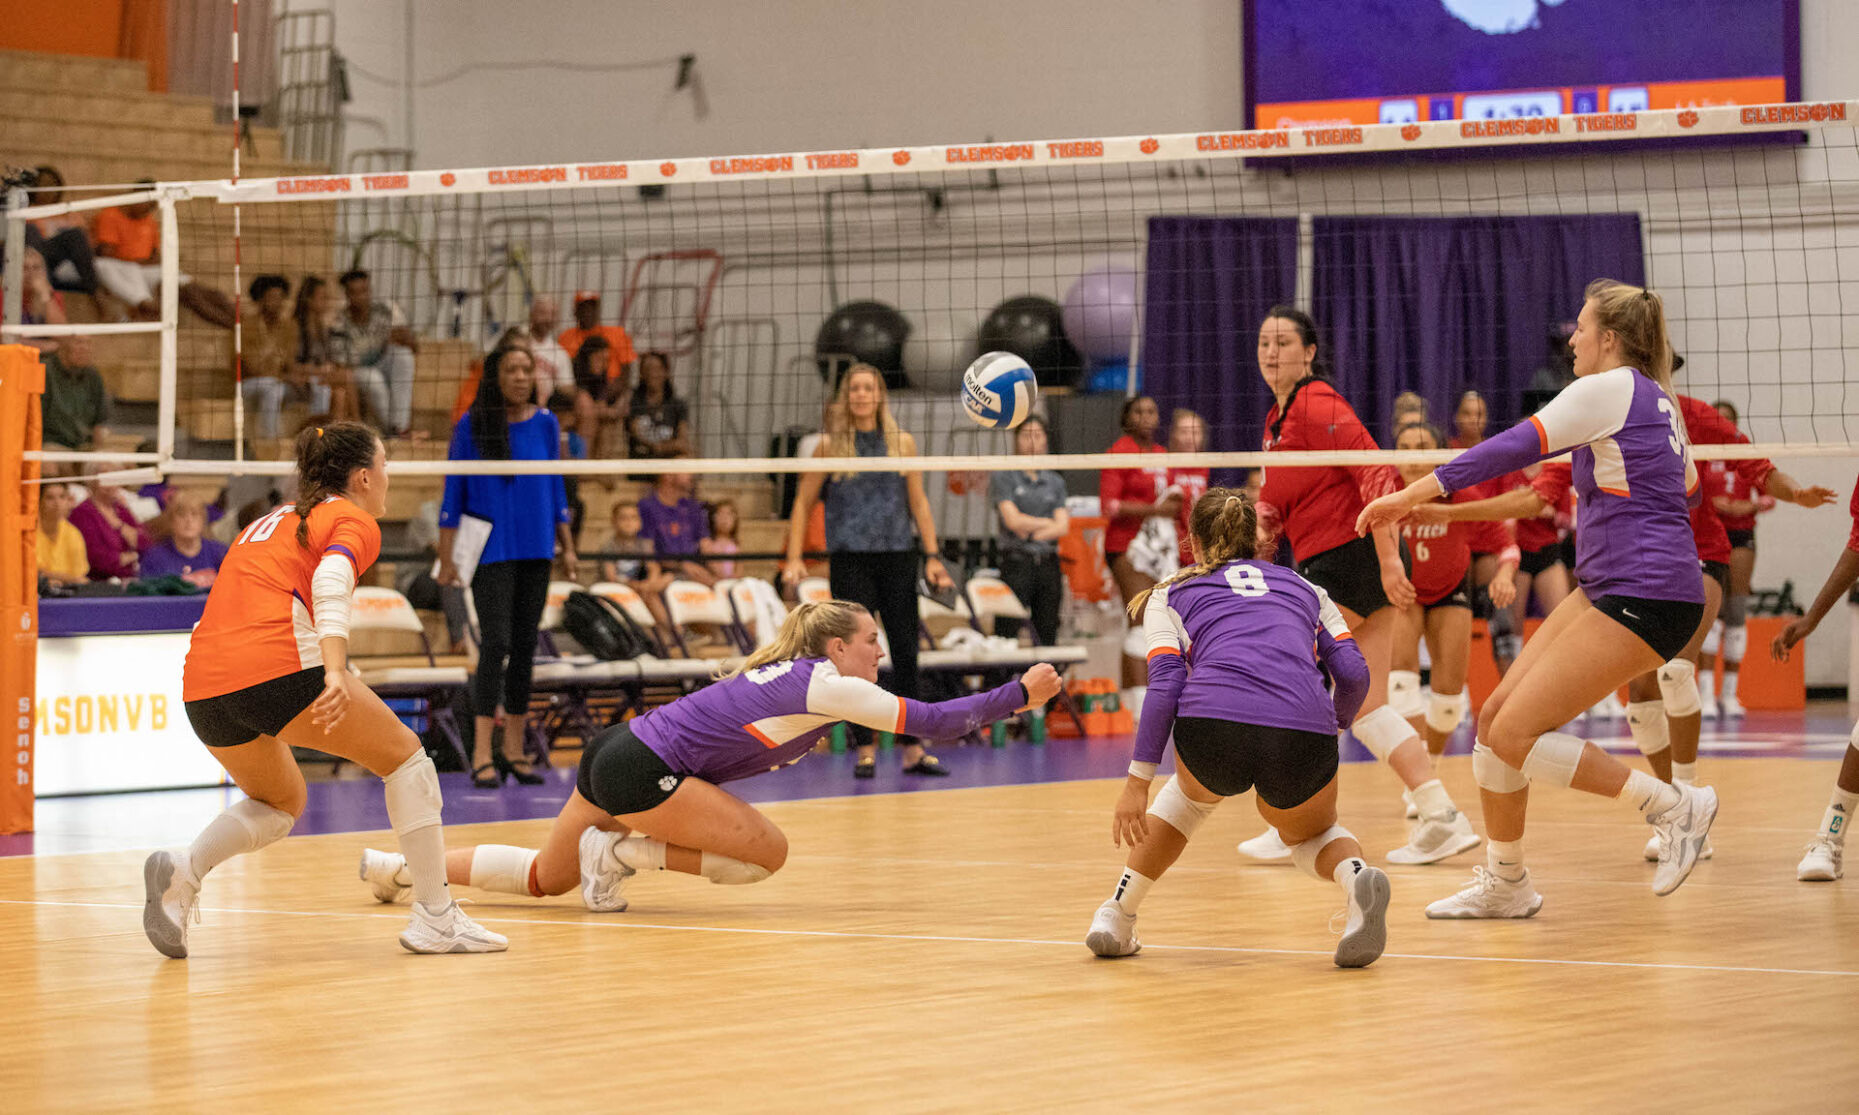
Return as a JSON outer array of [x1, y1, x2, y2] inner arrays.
[[961, 351, 1039, 429]]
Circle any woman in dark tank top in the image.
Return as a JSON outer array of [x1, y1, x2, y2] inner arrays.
[[784, 364, 957, 779]]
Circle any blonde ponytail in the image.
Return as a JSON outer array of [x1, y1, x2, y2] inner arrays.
[[1127, 488, 1260, 620], [724, 600, 870, 678]]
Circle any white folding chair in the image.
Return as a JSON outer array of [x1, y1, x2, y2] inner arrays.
[[726, 577, 790, 651], [964, 573, 1031, 640], [349, 587, 470, 770], [797, 576, 833, 605], [662, 579, 746, 660]]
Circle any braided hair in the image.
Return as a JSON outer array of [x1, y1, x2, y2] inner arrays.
[[468, 344, 538, 460], [1127, 487, 1260, 619], [293, 421, 381, 547]]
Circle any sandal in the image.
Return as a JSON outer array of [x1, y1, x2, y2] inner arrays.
[[854, 756, 877, 780], [470, 762, 503, 789], [494, 751, 546, 786], [902, 755, 950, 777]]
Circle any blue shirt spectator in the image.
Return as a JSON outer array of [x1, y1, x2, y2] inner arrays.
[[440, 409, 572, 564]]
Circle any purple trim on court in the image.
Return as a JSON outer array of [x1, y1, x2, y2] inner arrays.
[[1, 709, 1849, 857]]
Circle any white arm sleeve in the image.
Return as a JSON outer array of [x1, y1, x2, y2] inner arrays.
[[806, 669, 905, 733], [1141, 585, 1189, 658], [1532, 366, 1637, 454], [310, 553, 358, 644]]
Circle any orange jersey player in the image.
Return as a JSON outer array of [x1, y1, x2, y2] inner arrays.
[[144, 422, 506, 960]]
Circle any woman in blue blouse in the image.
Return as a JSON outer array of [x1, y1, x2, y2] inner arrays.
[[438, 344, 578, 787]]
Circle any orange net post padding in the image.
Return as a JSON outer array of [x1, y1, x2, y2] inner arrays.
[[0, 346, 43, 834]]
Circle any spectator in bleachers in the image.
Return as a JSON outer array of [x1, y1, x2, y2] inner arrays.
[[91, 185, 236, 327], [16, 247, 67, 353], [558, 290, 638, 370], [525, 296, 573, 406], [438, 343, 576, 788], [23, 166, 99, 293], [294, 275, 361, 421], [569, 334, 628, 461], [40, 334, 109, 470], [991, 415, 1069, 647], [626, 350, 693, 460], [700, 498, 740, 579], [600, 500, 675, 631], [69, 466, 150, 581], [140, 489, 227, 588], [239, 274, 330, 441], [36, 482, 89, 587], [638, 471, 715, 585], [332, 269, 420, 439], [549, 391, 588, 541]]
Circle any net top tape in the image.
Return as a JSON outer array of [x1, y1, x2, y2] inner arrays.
[[9, 100, 1844, 216]]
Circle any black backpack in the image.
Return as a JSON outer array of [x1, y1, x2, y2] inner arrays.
[[562, 591, 655, 660]]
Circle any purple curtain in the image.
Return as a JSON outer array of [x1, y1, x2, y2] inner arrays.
[[1141, 216, 1301, 461], [1311, 215, 1645, 440]]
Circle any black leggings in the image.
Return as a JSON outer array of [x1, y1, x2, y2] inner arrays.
[[829, 549, 921, 748], [25, 224, 99, 293], [470, 558, 552, 718], [998, 553, 1062, 647]]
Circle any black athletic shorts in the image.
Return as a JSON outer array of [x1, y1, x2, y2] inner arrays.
[[1592, 594, 1707, 662], [1298, 534, 1410, 619], [578, 721, 687, 816], [1725, 528, 1755, 551], [1419, 568, 1475, 612], [184, 667, 326, 748], [1701, 559, 1731, 597], [1171, 716, 1339, 810], [1519, 542, 1566, 577]]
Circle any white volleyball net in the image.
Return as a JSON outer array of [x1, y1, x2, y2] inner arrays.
[[7, 99, 1859, 554]]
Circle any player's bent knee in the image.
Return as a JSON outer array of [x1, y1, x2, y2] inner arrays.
[[231, 797, 298, 844], [1425, 689, 1468, 736], [1287, 824, 1354, 881], [1472, 742, 1529, 793], [1388, 670, 1424, 719], [1519, 731, 1585, 788], [1354, 703, 1416, 761], [1722, 624, 1748, 662], [700, 852, 773, 885], [1147, 774, 1218, 838], [1657, 659, 1700, 717], [383, 750, 444, 834]]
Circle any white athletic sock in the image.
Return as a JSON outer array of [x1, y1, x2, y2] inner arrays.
[[1720, 672, 1740, 702], [1819, 786, 1859, 843], [185, 798, 294, 887], [1411, 778, 1455, 820], [1486, 839, 1525, 882], [1110, 867, 1154, 914], [613, 835, 669, 872], [1672, 761, 1698, 786], [1332, 856, 1368, 893], [400, 824, 451, 911], [1620, 770, 1681, 816], [468, 844, 541, 896]]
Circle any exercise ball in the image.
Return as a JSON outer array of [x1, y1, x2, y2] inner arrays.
[[901, 308, 981, 393], [815, 300, 910, 387], [977, 295, 1082, 388], [1062, 261, 1139, 365], [1085, 359, 1140, 394]]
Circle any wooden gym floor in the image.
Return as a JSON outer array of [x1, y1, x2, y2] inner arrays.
[[1, 748, 1855, 1112]]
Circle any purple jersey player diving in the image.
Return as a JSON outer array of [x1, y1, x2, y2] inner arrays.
[[1357, 279, 1720, 920], [1086, 487, 1391, 969], [359, 601, 1061, 912]]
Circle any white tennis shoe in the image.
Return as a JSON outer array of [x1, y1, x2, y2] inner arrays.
[[142, 850, 200, 959], [1425, 866, 1544, 919], [1797, 838, 1843, 882], [399, 900, 508, 954], [1386, 810, 1481, 865], [1642, 830, 1713, 863], [359, 848, 411, 903], [1648, 783, 1719, 896], [1085, 900, 1141, 957], [1236, 827, 1292, 862], [579, 827, 634, 912], [1333, 865, 1391, 968]]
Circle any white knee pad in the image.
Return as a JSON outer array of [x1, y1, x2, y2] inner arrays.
[[1353, 704, 1416, 762], [1657, 659, 1700, 718], [1288, 824, 1355, 881], [1625, 699, 1671, 756], [1722, 624, 1748, 664], [1519, 731, 1586, 789], [1147, 774, 1218, 838], [699, 852, 772, 885], [1472, 742, 1529, 793], [1700, 621, 1721, 658], [384, 750, 444, 835], [229, 797, 296, 847], [1388, 670, 1425, 719], [1425, 689, 1469, 736]]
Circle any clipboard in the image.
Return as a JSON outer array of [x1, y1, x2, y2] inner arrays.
[[434, 513, 493, 586]]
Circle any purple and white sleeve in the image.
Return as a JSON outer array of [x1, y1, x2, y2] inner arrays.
[[1131, 587, 1187, 775], [1435, 367, 1635, 494]]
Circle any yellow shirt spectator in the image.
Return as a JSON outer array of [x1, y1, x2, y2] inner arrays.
[[39, 519, 89, 583]]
